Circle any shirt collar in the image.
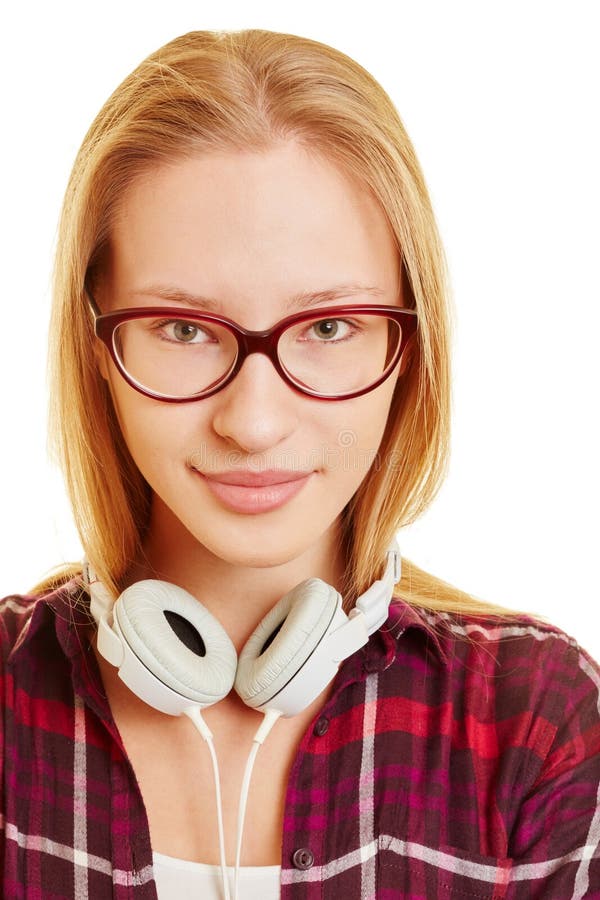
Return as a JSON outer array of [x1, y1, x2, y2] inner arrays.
[[8, 579, 117, 730], [327, 594, 449, 704], [363, 595, 449, 671], [7, 580, 90, 664]]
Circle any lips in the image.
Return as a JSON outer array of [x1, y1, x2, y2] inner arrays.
[[193, 468, 314, 513], [200, 469, 313, 487]]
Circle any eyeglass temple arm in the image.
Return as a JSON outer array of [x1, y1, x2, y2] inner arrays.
[[83, 281, 102, 320]]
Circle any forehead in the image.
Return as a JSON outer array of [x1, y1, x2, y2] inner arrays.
[[106, 141, 400, 320]]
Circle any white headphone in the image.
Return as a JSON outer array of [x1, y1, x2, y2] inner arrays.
[[83, 541, 400, 900], [83, 538, 401, 719]]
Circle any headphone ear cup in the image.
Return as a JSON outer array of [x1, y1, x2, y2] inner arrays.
[[115, 580, 238, 706], [234, 577, 340, 711]]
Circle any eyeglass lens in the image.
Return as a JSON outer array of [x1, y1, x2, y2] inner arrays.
[[112, 312, 403, 399]]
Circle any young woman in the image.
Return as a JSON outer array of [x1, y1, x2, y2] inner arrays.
[[1, 29, 599, 900]]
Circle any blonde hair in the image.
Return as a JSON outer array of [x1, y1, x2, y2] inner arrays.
[[33, 29, 529, 621]]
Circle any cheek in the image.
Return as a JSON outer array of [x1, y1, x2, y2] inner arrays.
[[324, 381, 396, 483], [106, 375, 195, 478], [107, 376, 145, 451]]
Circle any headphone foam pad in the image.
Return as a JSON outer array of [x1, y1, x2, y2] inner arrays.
[[115, 580, 237, 705], [235, 577, 340, 709]]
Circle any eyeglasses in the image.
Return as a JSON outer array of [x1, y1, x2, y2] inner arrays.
[[86, 288, 418, 402]]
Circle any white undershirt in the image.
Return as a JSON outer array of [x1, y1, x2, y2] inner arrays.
[[153, 851, 281, 900]]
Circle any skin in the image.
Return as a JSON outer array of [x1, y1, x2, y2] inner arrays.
[[94, 139, 405, 654], [90, 139, 407, 863]]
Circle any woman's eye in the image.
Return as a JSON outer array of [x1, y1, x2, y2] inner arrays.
[[152, 319, 212, 344], [307, 319, 354, 341]]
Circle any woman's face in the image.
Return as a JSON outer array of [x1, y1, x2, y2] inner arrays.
[[96, 140, 404, 569]]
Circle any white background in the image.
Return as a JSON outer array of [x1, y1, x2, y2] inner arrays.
[[1, 2, 598, 658]]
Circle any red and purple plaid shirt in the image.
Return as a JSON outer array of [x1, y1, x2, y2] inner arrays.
[[1, 578, 600, 898]]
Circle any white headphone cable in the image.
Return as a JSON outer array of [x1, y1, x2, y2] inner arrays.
[[183, 707, 231, 900], [233, 709, 282, 900]]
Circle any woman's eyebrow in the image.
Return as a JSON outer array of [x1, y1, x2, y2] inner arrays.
[[128, 283, 386, 312]]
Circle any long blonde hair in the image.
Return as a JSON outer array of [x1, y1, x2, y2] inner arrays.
[[33, 29, 528, 621]]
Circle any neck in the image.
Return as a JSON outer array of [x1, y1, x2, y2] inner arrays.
[[120, 498, 347, 652]]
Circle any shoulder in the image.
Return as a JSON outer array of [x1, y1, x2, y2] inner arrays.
[[429, 606, 598, 687], [0, 592, 39, 664], [388, 601, 600, 764], [393, 599, 598, 680], [0, 578, 88, 668]]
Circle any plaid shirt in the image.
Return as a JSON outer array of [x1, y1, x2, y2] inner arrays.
[[1, 580, 599, 899]]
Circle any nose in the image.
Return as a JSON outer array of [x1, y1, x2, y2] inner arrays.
[[210, 351, 300, 453]]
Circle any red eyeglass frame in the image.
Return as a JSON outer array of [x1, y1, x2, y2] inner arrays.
[[86, 287, 418, 402]]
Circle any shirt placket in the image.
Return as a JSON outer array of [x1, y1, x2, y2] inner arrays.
[[280, 632, 392, 898], [61, 604, 159, 899]]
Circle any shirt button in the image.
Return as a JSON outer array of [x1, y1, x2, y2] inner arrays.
[[292, 847, 314, 870], [313, 716, 329, 737], [292, 847, 315, 869]]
